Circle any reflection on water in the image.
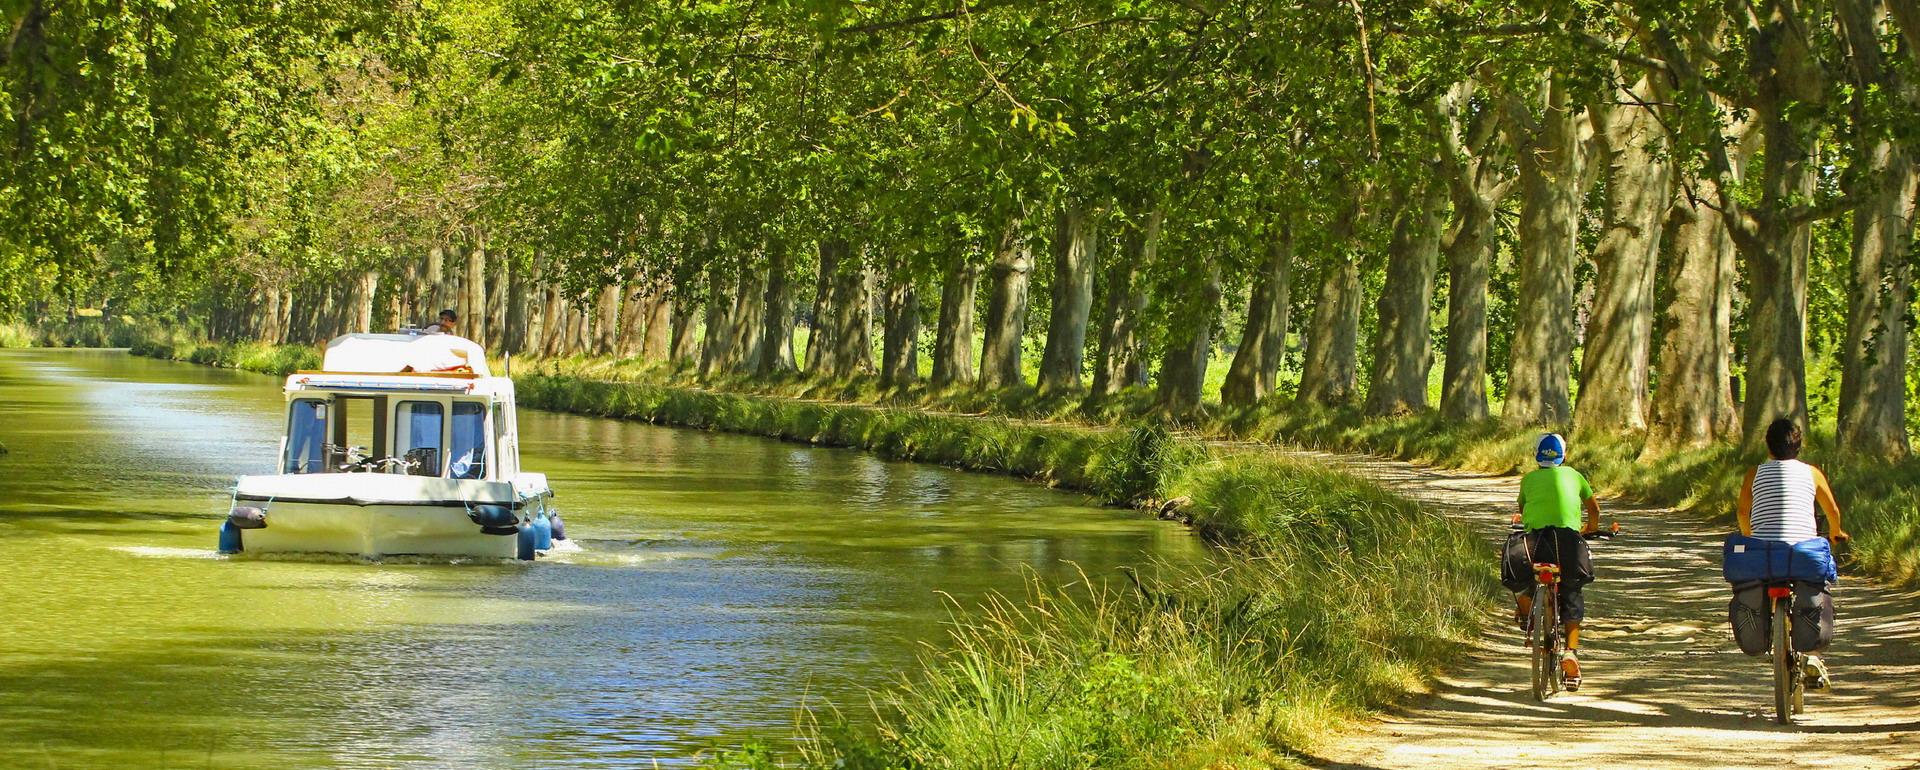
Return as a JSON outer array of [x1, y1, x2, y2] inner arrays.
[[0, 349, 1205, 768]]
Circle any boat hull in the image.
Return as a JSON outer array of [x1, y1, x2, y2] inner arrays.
[[229, 472, 550, 559], [237, 501, 520, 559]]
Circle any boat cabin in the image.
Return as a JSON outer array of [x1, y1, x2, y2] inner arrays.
[[278, 333, 521, 482]]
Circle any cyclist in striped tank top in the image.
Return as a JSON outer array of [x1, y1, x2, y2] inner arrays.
[[1736, 418, 1849, 688]]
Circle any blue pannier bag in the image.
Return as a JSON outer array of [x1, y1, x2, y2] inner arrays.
[[1722, 534, 1837, 584]]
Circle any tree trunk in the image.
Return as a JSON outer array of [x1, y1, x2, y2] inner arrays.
[[464, 239, 488, 347], [1297, 257, 1363, 406], [1737, 110, 1818, 451], [1435, 78, 1515, 422], [670, 291, 701, 366], [1093, 210, 1160, 396], [1647, 178, 1743, 452], [979, 216, 1032, 388], [641, 281, 673, 361], [521, 260, 546, 356], [596, 282, 621, 356], [488, 255, 509, 347], [699, 262, 736, 377], [1836, 0, 1917, 458], [539, 284, 565, 358], [1575, 84, 1672, 433], [1366, 176, 1447, 416], [806, 239, 843, 375], [354, 271, 379, 334], [1157, 261, 1222, 411], [730, 268, 767, 373], [426, 244, 448, 315], [1441, 194, 1496, 421], [759, 245, 797, 374], [825, 251, 874, 379], [1221, 223, 1293, 406], [1837, 146, 1916, 456], [931, 253, 980, 387], [1038, 206, 1097, 392], [1503, 76, 1588, 426], [617, 281, 649, 357], [880, 273, 920, 388], [260, 284, 284, 344]]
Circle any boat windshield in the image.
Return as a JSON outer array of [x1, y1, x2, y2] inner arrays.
[[449, 401, 488, 480], [284, 398, 328, 474], [394, 401, 443, 476]]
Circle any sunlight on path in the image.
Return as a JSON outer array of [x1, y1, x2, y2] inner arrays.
[[1297, 452, 1920, 770]]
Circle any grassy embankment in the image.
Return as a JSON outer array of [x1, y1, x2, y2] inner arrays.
[[127, 340, 1495, 766], [0, 315, 143, 348], [526, 355, 1920, 589], [129, 332, 321, 375]]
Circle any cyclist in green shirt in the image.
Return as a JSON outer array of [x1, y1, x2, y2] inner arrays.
[[1502, 433, 1602, 689]]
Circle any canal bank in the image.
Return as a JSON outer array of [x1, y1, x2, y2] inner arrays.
[[117, 341, 1499, 767]]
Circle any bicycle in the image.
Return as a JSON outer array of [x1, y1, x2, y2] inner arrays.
[[1764, 581, 1805, 724], [1519, 522, 1619, 701]]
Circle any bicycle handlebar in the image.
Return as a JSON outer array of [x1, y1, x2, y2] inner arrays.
[[1582, 522, 1625, 541]]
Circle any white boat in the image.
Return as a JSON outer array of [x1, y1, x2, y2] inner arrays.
[[218, 332, 560, 560]]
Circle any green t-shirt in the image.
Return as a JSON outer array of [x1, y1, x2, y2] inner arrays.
[[1518, 466, 1594, 531]]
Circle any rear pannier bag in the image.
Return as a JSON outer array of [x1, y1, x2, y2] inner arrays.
[[1500, 527, 1594, 594], [1729, 581, 1771, 656], [1726, 580, 1834, 656], [1791, 581, 1834, 653]]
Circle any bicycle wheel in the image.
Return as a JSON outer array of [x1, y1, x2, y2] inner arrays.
[[1530, 586, 1550, 701], [1772, 596, 1793, 725], [1544, 588, 1561, 695]]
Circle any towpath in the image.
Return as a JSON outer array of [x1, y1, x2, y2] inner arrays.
[[1297, 451, 1920, 770]]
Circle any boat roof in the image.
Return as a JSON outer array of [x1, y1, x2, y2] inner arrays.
[[282, 333, 512, 398], [321, 333, 491, 377]]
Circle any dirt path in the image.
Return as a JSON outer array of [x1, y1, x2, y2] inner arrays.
[[1295, 451, 1920, 770]]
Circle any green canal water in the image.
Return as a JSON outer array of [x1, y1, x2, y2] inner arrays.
[[0, 349, 1206, 769]]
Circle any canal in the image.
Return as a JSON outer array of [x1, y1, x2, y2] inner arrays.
[[0, 349, 1205, 769]]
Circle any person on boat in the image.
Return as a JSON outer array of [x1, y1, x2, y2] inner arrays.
[[1501, 432, 1602, 691], [423, 309, 459, 335], [1735, 417, 1849, 689]]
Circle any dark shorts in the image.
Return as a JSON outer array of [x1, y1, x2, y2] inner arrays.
[[1501, 527, 1593, 623]]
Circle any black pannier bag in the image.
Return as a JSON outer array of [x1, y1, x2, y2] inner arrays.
[[1729, 581, 1770, 656], [1500, 528, 1594, 594], [1727, 580, 1833, 655], [1791, 581, 1835, 653]]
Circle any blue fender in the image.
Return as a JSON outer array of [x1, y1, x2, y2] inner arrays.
[[218, 520, 243, 554], [547, 511, 567, 541], [533, 513, 554, 551], [515, 523, 537, 561]]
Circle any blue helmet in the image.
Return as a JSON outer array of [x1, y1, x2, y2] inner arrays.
[[1536, 433, 1567, 467]]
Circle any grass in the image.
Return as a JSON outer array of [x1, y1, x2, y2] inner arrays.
[[0, 316, 142, 348], [130, 336, 322, 376], [0, 322, 34, 348]]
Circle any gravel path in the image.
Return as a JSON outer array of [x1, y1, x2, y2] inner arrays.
[[1296, 451, 1920, 770]]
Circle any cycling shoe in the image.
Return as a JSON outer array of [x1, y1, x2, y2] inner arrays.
[[1803, 655, 1831, 690]]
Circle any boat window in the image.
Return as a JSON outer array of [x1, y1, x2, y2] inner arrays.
[[491, 400, 514, 477], [449, 401, 488, 480], [284, 399, 329, 474], [394, 401, 443, 476]]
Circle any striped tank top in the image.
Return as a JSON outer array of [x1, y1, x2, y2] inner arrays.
[[1750, 459, 1819, 542]]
